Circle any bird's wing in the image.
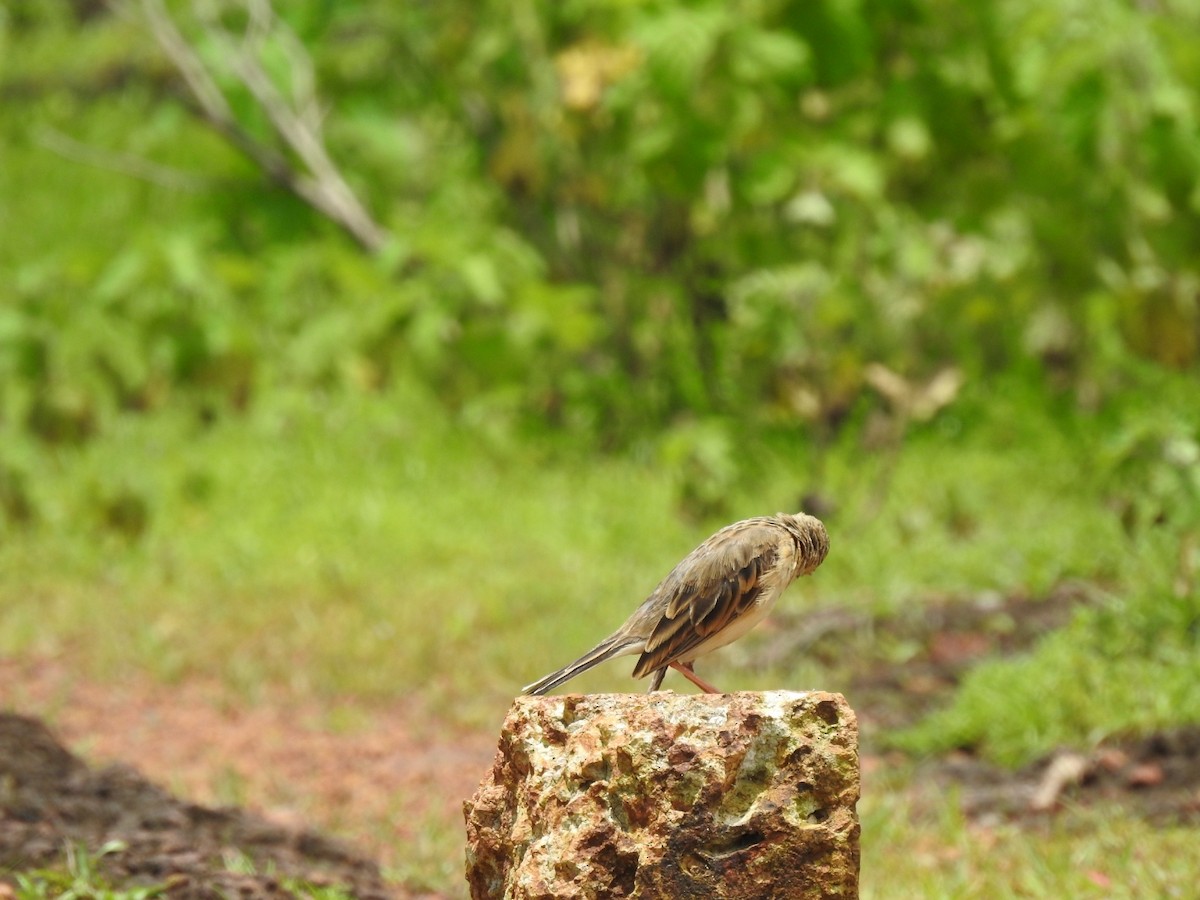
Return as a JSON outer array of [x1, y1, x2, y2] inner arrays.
[[631, 520, 781, 678]]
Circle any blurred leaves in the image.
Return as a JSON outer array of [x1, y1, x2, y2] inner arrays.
[[1, 0, 1199, 466], [1106, 414, 1200, 537]]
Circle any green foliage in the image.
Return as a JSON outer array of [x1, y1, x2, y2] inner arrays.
[[453, 0, 1200, 434], [897, 377, 1200, 764], [861, 781, 1200, 898], [1103, 404, 1200, 536], [218, 850, 356, 900], [11, 842, 162, 900], [896, 582, 1200, 765], [3, 0, 1199, 467], [3, 0, 1200, 786], [0, 379, 1192, 728]]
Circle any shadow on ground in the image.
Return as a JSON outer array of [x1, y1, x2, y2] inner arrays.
[[0, 713, 393, 898]]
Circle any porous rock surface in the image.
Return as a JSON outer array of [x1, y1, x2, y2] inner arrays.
[[464, 691, 859, 899]]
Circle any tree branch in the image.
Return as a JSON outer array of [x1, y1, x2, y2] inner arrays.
[[123, 0, 389, 254]]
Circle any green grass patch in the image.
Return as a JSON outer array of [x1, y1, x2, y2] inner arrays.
[[896, 576, 1200, 765], [861, 769, 1200, 899], [8, 842, 163, 900], [3, 376, 1195, 750], [891, 376, 1200, 764], [2, 380, 1199, 896]]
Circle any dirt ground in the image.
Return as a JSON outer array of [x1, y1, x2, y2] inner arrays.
[[0, 711, 394, 899], [0, 658, 494, 898], [3, 586, 1199, 898]]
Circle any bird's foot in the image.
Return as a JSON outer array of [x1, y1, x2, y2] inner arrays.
[[670, 661, 721, 693]]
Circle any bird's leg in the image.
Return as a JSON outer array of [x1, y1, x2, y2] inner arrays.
[[670, 661, 722, 694], [647, 667, 667, 692]]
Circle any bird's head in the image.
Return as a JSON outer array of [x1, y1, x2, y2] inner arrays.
[[780, 512, 829, 574]]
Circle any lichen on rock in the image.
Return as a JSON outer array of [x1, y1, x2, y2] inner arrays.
[[464, 691, 860, 899]]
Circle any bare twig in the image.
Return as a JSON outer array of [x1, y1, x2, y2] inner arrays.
[[123, 0, 388, 253], [1029, 752, 1091, 812], [35, 127, 210, 191]]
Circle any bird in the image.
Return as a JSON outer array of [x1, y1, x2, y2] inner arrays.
[[522, 512, 829, 695]]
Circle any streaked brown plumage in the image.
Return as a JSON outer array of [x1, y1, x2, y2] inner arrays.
[[522, 512, 829, 695]]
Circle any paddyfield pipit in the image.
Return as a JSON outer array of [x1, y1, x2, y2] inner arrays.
[[523, 512, 829, 694]]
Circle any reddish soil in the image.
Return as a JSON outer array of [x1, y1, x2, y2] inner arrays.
[[3, 585, 1199, 897], [0, 658, 495, 898], [0, 712, 392, 899]]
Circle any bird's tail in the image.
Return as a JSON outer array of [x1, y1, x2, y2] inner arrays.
[[522, 635, 643, 696]]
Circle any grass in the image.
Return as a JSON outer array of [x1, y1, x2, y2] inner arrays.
[[861, 768, 1200, 899], [9, 842, 163, 900], [382, 808, 471, 895], [2, 390, 696, 712], [1, 378, 1195, 729], [0, 386, 1127, 703], [4, 14, 1197, 895], [896, 582, 1200, 765], [6, 843, 357, 900], [2, 377, 1199, 896]]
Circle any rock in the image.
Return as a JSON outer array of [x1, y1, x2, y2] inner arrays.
[[464, 691, 859, 899], [1126, 762, 1166, 789]]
